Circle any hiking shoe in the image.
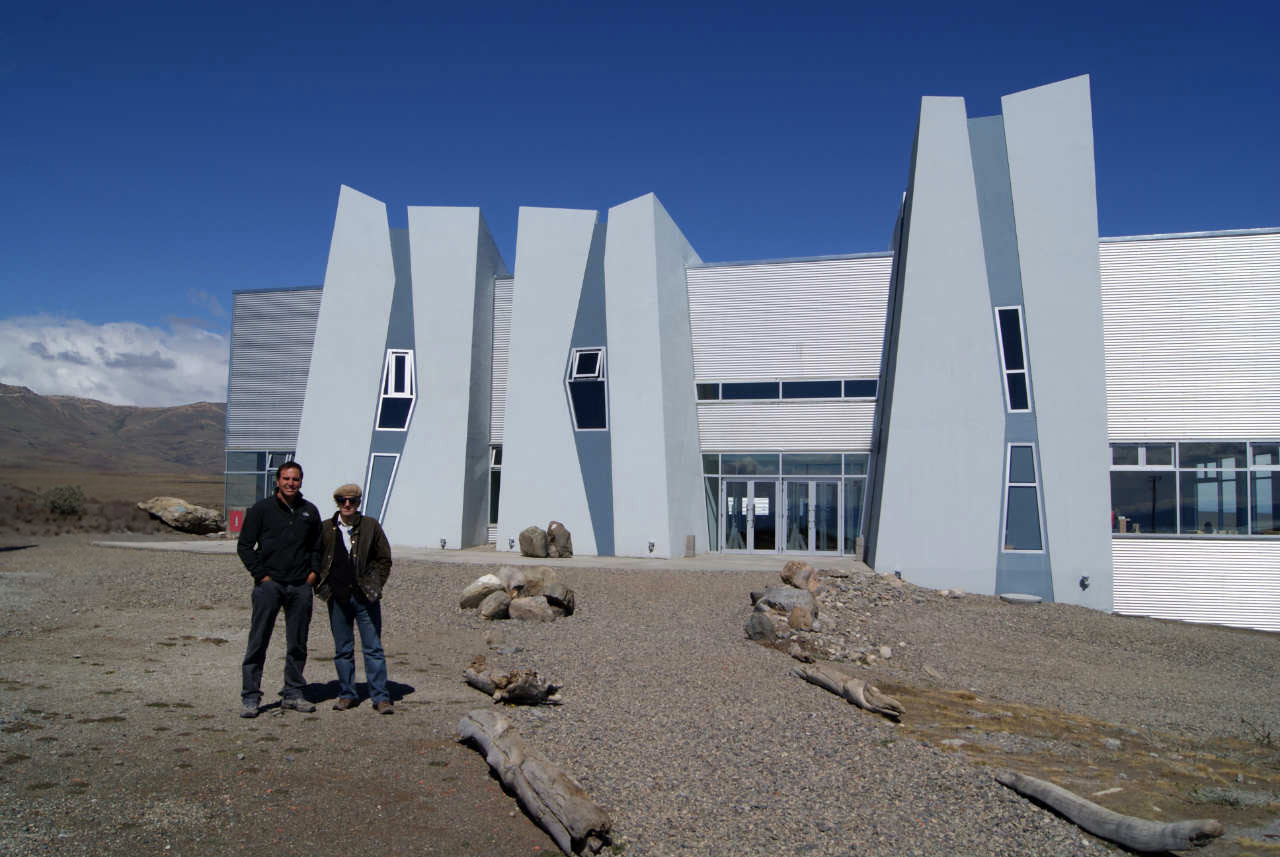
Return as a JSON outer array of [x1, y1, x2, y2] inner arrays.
[[281, 697, 316, 713], [332, 697, 357, 711], [373, 701, 394, 715], [240, 700, 260, 719]]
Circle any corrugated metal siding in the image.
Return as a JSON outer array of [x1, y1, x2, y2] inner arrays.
[[1113, 538, 1280, 632], [1101, 232, 1280, 440], [687, 257, 891, 379], [226, 288, 322, 449], [697, 400, 877, 450], [490, 277, 513, 444]]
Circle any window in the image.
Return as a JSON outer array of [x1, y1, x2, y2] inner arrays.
[[696, 379, 878, 402], [994, 306, 1032, 412], [696, 383, 720, 400], [489, 445, 502, 525], [566, 347, 607, 430], [1002, 443, 1043, 551], [363, 453, 400, 522], [376, 349, 416, 430], [844, 379, 878, 398], [224, 450, 295, 515], [721, 381, 780, 400], [782, 380, 842, 399]]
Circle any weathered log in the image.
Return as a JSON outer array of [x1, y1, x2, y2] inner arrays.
[[994, 770, 1223, 851], [458, 709, 611, 855], [464, 662, 563, 705], [792, 663, 904, 720]]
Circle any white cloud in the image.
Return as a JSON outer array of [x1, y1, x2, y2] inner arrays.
[[0, 315, 229, 406]]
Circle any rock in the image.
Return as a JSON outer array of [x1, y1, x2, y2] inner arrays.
[[999, 592, 1043, 605], [521, 565, 559, 598], [947, 588, 964, 598], [788, 606, 814, 631], [788, 643, 814, 663], [137, 497, 221, 535], [878, 645, 893, 659], [744, 612, 777, 641], [1102, 738, 1123, 750], [754, 585, 818, 617], [547, 520, 573, 557], [478, 591, 511, 620], [460, 574, 504, 609], [484, 630, 505, 648], [781, 561, 819, 592], [496, 565, 527, 595], [940, 739, 967, 748], [922, 664, 944, 681], [547, 543, 561, 558], [508, 596, 559, 622], [518, 526, 548, 558], [543, 582, 575, 616]]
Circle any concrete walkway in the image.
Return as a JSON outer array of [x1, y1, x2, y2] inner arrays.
[[90, 538, 871, 574]]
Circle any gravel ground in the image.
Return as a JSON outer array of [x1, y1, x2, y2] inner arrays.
[[2, 536, 1278, 857]]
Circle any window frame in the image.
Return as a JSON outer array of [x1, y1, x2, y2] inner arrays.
[[375, 348, 416, 432], [569, 347, 604, 380], [993, 306, 1033, 414], [565, 347, 608, 431], [1001, 442, 1045, 553]]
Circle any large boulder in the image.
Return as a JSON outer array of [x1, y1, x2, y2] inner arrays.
[[781, 560, 819, 592], [521, 565, 559, 598], [744, 611, 783, 641], [461, 574, 504, 609], [496, 565, 527, 595], [478, 590, 511, 620], [508, 596, 559, 622], [138, 497, 221, 535], [543, 582, 575, 616], [547, 521, 573, 558], [752, 585, 819, 617], [519, 526, 548, 558]]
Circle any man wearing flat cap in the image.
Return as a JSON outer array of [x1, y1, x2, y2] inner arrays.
[[313, 483, 395, 714]]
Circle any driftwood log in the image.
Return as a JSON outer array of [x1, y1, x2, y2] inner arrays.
[[458, 709, 611, 855], [995, 770, 1223, 851], [792, 663, 904, 720], [464, 658, 563, 705]]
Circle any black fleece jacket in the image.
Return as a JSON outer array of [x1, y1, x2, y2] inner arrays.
[[236, 492, 322, 584]]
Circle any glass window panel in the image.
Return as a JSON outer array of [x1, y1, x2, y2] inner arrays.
[[814, 481, 839, 552], [721, 381, 779, 400], [843, 477, 865, 551], [226, 451, 265, 472], [785, 482, 809, 551], [753, 481, 776, 551], [1251, 471, 1279, 535], [781, 380, 842, 399], [225, 473, 265, 509], [364, 455, 397, 522], [568, 381, 607, 429], [1110, 471, 1177, 534], [491, 445, 503, 467], [844, 454, 869, 476], [1111, 445, 1140, 466], [702, 454, 719, 474], [268, 451, 293, 468], [377, 397, 413, 429], [696, 383, 720, 400], [723, 480, 747, 549], [997, 308, 1025, 371], [1004, 485, 1043, 550], [489, 470, 501, 525], [574, 350, 600, 378], [1178, 442, 1247, 470], [1179, 468, 1248, 534], [1252, 442, 1280, 468], [844, 379, 878, 398], [393, 354, 407, 393], [782, 453, 842, 475], [1008, 445, 1036, 484], [704, 477, 719, 551], [720, 454, 780, 475], [1007, 372, 1030, 411], [1144, 444, 1173, 466]]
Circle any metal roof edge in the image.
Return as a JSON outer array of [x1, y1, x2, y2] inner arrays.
[[1099, 226, 1280, 243], [687, 250, 895, 269], [231, 285, 323, 297]]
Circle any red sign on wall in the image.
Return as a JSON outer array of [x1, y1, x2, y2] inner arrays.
[[228, 508, 246, 534]]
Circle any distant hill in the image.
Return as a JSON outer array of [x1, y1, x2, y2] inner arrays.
[[0, 383, 225, 475]]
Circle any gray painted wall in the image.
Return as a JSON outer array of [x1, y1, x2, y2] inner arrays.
[[497, 207, 599, 554], [381, 207, 503, 548], [871, 96, 1007, 592], [1003, 75, 1113, 611], [295, 185, 397, 514], [604, 194, 705, 558]]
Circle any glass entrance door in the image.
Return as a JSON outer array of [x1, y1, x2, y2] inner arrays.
[[783, 479, 841, 555], [722, 479, 778, 552]]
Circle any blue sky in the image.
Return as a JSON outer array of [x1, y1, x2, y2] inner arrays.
[[1, 0, 1276, 405]]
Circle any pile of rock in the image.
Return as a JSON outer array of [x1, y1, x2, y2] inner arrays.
[[518, 521, 573, 558], [460, 565, 576, 622], [744, 560, 822, 642]]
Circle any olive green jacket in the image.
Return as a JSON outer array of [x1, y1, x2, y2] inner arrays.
[[314, 512, 392, 603]]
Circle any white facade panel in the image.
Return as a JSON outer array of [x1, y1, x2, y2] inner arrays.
[[226, 288, 322, 450], [490, 277, 513, 444], [697, 400, 876, 450], [1113, 539, 1280, 632], [1101, 231, 1280, 440], [686, 256, 891, 380]]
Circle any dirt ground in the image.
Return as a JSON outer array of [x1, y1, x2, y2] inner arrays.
[[0, 537, 551, 857]]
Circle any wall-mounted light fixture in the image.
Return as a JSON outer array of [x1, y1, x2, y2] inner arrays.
[[1079, 575, 1090, 591], [648, 540, 655, 553], [439, 538, 446, 550], [894, 570, 902, 579], [508, 538, 515, 550]]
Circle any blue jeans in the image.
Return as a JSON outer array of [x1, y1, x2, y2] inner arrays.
[[242, 579, 313, 704], [328, 595, 389, 704]]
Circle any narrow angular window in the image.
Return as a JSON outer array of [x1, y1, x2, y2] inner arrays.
[[994, 307, 1032, 413], [376, 349, 416, 430], [1003, 443, 1044, 551], [566, 347, 607, 430]]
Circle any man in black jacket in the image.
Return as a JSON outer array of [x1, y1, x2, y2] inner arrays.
[[236, 460, 322, 718]]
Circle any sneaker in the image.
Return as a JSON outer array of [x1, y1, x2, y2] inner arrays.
[[373, 701, 394, 715], [281, 697, 316, 713], [240, 700, 260, 719], [332, 697, 357, 711]]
